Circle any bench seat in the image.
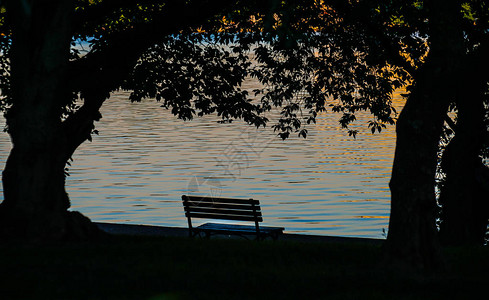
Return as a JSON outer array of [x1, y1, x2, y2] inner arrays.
[[194, 223, 284, 239]]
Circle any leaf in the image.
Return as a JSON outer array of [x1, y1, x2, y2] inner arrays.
[[299, 129, 308, 138], [278, 132, 290, 140]]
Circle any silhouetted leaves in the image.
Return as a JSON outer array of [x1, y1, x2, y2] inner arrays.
[[0, 1, 415, 140], [1, 0, 486, 147]]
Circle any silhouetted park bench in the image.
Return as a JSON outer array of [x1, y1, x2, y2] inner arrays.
[[182, 195, 284, 240]]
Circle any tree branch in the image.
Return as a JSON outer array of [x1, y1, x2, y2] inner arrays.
[[61, 94, 104, 159], [64, 0, 256, 152]]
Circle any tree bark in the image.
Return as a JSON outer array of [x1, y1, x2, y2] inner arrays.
[[385, 70, 449, 270], [438, 50, 489, 245], [384, 0, 464, 269], [0, 0, 100, 241]]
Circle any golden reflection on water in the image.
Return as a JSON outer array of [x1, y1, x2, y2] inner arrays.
[[0, 88, 406, 239]]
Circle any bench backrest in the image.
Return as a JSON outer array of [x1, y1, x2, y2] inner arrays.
[[182, 195, 263, 230]]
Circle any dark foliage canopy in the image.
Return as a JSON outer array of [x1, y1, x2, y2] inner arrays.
[[0, 0, 424, 139]]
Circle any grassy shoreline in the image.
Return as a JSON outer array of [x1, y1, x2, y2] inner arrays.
[[1, 234, 488, 299]]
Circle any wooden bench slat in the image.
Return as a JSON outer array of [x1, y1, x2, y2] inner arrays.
[[197, 223, 258, 233], [185, 212, 263, 222], [185, 206, 262, 217], [183, 195, 259, 205], [183, 202, 261, 211], [197, 223, 284, 234]]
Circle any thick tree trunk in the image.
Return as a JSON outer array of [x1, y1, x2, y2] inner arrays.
[[0, 0, 100, 240], [438, 126, 489, 245], [383, 0, 464, 269], [438, 55, 489, 245], [384, 71, 449, 270]]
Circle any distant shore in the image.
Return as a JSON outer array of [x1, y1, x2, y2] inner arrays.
[[95, 222, 384, 245]]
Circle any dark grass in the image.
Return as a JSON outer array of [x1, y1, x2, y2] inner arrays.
[[0, 235, 488, 300]]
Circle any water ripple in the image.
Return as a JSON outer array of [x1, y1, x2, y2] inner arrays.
[[0, 89, 405, 239]]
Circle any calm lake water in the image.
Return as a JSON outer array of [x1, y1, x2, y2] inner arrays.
[[0, 87, 405, 239]]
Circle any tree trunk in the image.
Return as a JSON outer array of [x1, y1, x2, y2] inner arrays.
[[383, 0, 464, 269], [0, 0, 100, 241], [384, 71, 449, 270], [438, 53, 489, 245]]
